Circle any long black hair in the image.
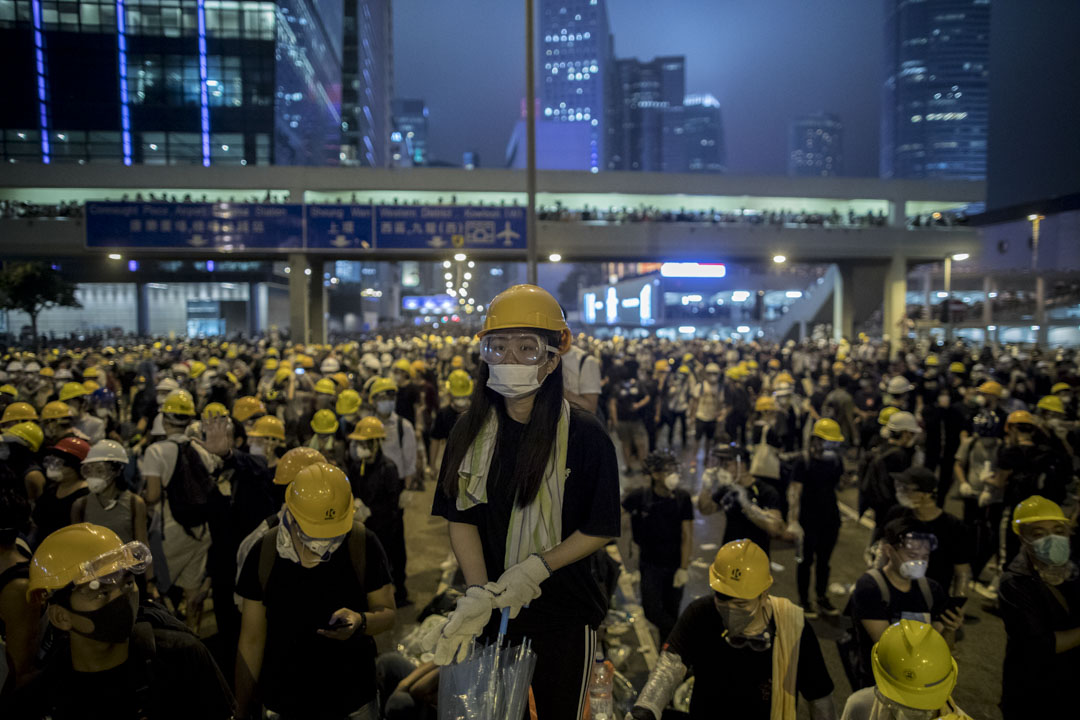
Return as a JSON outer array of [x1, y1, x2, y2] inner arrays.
[[440, 329, 565, 508]]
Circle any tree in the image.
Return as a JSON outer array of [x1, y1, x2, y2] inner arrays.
[[0, 262, 81, 350]]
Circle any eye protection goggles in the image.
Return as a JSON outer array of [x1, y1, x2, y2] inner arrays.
[[899, 532, 939, 554], [479, 333, 560, 366], [76, 541, 152, 590]]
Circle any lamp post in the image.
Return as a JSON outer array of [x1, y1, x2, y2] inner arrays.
[[1029, 214, 1045, 346], [525, 0, 538, 285]]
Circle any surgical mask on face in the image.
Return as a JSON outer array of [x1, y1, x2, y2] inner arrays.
[[376, 399, 395, 416], [249, 443, 267, 458], [1031, 534, 1071, 566], [896, 491, 920, 509], [716, 600, 758, 636], [487, 363, 542, 399], [974, 394, 987, 407], [451, 398, 470, 412], [86, 476, 111, 494], [351, 444, 372, 460], [663, 472, 680, 491], [46, 467, 64, 482], [301, 534, 345, 562], [899, 559, 928, 580], [69, 584, 138, 644]]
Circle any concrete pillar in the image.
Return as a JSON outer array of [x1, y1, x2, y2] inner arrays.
[[1036, 275, 1048, 347], [136, 282, 150, 336], [887, 199, 905, 228], [288, 253, 308, 343], [832, 263, 855, 341], [308, 258, 326, 345], [982, 275, 993, 329], [882, 255, 908, 346], [923, 272, 933, 322], [798, 320, 807, 342]]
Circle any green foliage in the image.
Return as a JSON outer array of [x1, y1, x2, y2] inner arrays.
[[0, 262, 81, 340]]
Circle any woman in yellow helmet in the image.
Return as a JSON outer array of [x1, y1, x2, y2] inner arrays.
[[429, 284, 620, 719]]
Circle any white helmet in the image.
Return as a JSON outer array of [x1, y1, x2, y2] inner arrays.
[[55, 368, 74, 381], [82, 439, 129, 465], [156, 377, 180, 393], [886, 376, 915, 395], [361, 353, 381, 372], [886, 411, 920, 434], [6, 361, 23, 373], [23, 361, 41, 373], [320, 357, 341, 374]]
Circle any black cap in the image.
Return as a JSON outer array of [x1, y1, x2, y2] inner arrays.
[[890, 466, 938, 494]]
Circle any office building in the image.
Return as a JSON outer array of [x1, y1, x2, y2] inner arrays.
[[392, 98, 429, 166], [881, 0, 990, 180], [341, 0, 393, 167], [681, 93, 725, 173], [608, 55, 685, 171], [788, 112, 843, 177], [539, 0, 612, 173]]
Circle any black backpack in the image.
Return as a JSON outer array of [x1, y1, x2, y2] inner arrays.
[[164, 441, 215, 530]]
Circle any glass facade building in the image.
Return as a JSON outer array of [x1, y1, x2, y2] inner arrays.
[[788, 112, 843, 177], [882, 0, 990, 180], [0, 0, 367, 166], [392, 97, 428, 166], [341, 0, 391, 167], [681, 93, 725, 173], [539, 0, 611, 174], [608, 55, 685, 172]]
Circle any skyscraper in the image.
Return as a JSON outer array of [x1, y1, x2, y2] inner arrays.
[[341, 0, 394, 167], [608, 56, 686, 171], [788, 112, 843, 177], [681, 94, 725, 173], [539, 0, 612, 173], [881, 0, 990, 180], [393, 98, 429, 166]]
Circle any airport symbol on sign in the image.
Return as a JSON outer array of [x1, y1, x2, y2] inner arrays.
[[497, 222, 521, 247]]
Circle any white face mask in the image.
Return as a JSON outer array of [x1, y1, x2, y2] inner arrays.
[[87, 476, 111, 494], [899, 559, 928, 580], [663, 472, 680, 491], [249, 443, 267, 458], [376, 399, 395, 416], [352, 444, 372, 460], [715, 469, 734, 486], [46, 468, 64, 482], [487, 363, 542, 399]]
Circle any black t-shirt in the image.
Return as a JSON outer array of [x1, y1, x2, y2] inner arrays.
[[235, 530, 392, 717], [666, 597, 834, 720], [395, 384, 420, 426], [432, 408, 621, 633], [880, 507, 970, 591], [997, 442, 1070, 507], [622, 487, 694, 568], [615, 378, 647, 420], [711, 480, 781, 555], [791, 456, 842, 528], [431, 405, 462, 441]]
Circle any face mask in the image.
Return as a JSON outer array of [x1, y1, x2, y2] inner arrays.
[[301, 534, 345, 562], [451, 398, 470, 412], [376, 399, 395, 415], [1060, 394, 1073, 405], [663, 472, 680, 491], [249, 443, 267, 458], [46, 467, 64, 482], [716, 600, 758, 636], [1031, 534, 1071, 566], [974, 394, 987, 407], [352, 444, 372, 460], [487, 363, 542, 399], [714, 469, 734, 486], [899, 559, 928, 580], [68, 585, 138, 644], [86, 476, 111, 494], [896, 491, 920, 509]]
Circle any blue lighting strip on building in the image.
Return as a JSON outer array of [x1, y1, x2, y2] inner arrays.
[[30, 0, 50, 163], [116, 0, 132, 165], [196, 0, 211, 166]]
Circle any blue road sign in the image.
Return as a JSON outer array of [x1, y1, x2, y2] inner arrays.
[[85, 202, 303, 251], [374, 205, 526, 250], [306, 204, 375, 251]]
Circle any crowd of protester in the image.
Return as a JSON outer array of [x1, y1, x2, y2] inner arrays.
[[0, 284, 1077, 719]]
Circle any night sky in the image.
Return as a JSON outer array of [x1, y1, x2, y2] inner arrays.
[[393, 0, 883, 176]]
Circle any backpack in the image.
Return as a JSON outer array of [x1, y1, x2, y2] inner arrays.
[[257, 518, 369, 607], [164, 441, 215, 530]]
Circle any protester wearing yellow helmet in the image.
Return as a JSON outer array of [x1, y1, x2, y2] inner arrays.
[[429, 284, 618, 718], [431, 370, 473, 473], [247, 415, 286, 464], [628, 539, 835, 720], [1, 400, 38, 430], [234, 462, 396, 720], [370, 377, 418, 510]]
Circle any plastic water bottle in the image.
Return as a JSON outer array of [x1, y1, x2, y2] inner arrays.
[[588, 652, 614, 720], [794, 535, 804, 564]]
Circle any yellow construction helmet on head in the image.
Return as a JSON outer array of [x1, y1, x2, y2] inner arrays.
[[2, 401, 38, 424], [41, 401, 74, 422], [248, 415, 286, 441], [274, 447, 325, 485], [1036, 395, 1066, 415], [27, 523, 151, 602], [264, 358, 280, 371], [871, 621, 957, 711], [1052, 382, 1071, 394], [336, 389, 361, 416], [368, 377, 397, 401], [348, 416, 386, 441], [754, 395, 777, 413], [232, 396, 266, 422], [82, 366, 100, 379], [0, 384, 18, 400], [189, 361, 207, 379], [447, 369, 474, 398], [82, 380, 100, 394], [878, 406, 900, 426], [310, 409, 339, 435], [812, 418, 845, 443], [4, 421, 44, 452], [392, 358, 413, 376], [476, 284, 571, 354], [202, 402, 228, 419], [775, 371, 794, 386], [38, 367, 54, 379], [1005, 410, 1036, 429], [161, 390, 195, 416], [654, 359, 671, 373], [314, 378, 338, 396], [285, 463, 355, 538], [709, 539, 773, 599], [977, 380, 1003, 396], [59, 382, 88, 403], [1012, 495, 1068, 535], [331, 372, 350, 392], [948, 362, 966, 374]]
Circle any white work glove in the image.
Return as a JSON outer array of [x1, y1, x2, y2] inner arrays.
[[352, 497, 372, 522], [786, 522, 804, 540], [485, 554, 551, 619], [673, 568, 689, 588], [958, 481, 976, 498], [432, 586, 497, 665]]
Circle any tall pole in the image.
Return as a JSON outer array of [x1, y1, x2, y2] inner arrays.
[[943, 256, 952, 342], [1030, 214, 1045, 346], [525, 0, 538, 285]]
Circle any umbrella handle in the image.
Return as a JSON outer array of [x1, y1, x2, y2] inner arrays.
[[499, 606, 510, 637]]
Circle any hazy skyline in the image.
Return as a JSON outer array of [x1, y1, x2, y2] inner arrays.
[[393, 0, 883, 175]]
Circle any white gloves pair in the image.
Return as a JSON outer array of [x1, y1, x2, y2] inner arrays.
[[672, 568, 689, 588], [485, 553, 551, 619]]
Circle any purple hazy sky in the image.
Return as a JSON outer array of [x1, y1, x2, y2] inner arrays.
[[393, 0, 884, 176]]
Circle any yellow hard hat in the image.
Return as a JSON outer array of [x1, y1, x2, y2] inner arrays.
[[1012, 495, 1068, 535], [451, 356, 464, 369], [768, 359, 781, 370], [1052, 382, 1071, 394], [264, 358, 280, 371], [654, 359, 671, 372], [82, 366, 100, 379], [336, 389, 361, 416], [41, 401, 74, 421], [298, 354, 315, 369], [477, 284, 571, 354], [410, 360, 427, 375], [447, 369, 474, 398], [2, 401, 38, 424], [754, 396, 778, 413], [708, 539, 773, 599], [392, 357, 413, 375], [331, 372, 350, 392], [189, 361, 207, 379], [310, 408, 339, 435], [274, 447, 325, 485], [28, 523, 151, 602], [82, 380, 100, 394], [208, 357, 221, 368], [878, 406, 901, 426], [1005, 410, 1036, 428], [1037, 395, 1066, 415], [314, 378, 338, 396], [348, 416, 386, 441], [812, 418, 845, 443], [5, 421, 44, 452], [977, 380, 1003, 396], [273, 368, 292, 385], [746, 360, 759, 370], [682, 352, 694, 362], [677, 365, 691, 375], [38, 367, 55, 378], [775, 371, 794, 386], [247, 415, 286, 441], [59, 382, 89, 402], [948, 362, 966, 374], [232, 396, 266, 422], [369, 377, 397, 401], [162, 390, 196, 416], [202, 402, 228, 419], [871, 621, 957, 711], [0, 384, 18, 400], [924, 355, 939, 367], [285, 463, 355, 538], [266, 347, 280, 358]]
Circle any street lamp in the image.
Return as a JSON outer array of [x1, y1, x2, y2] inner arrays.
[[1028, 214, 1046, 346], [772, 254, 786, 264]]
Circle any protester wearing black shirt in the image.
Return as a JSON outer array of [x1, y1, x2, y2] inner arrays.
[[698, 445, 784, 555]]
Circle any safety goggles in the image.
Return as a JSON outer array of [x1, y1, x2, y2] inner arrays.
[[899, 532, 939, 554], [74, 541, 152, 590], [479, 333, 560, 366], [43, 456, 66, 471], [81, 463, 115, 480], [723, 630, 773, 652]]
